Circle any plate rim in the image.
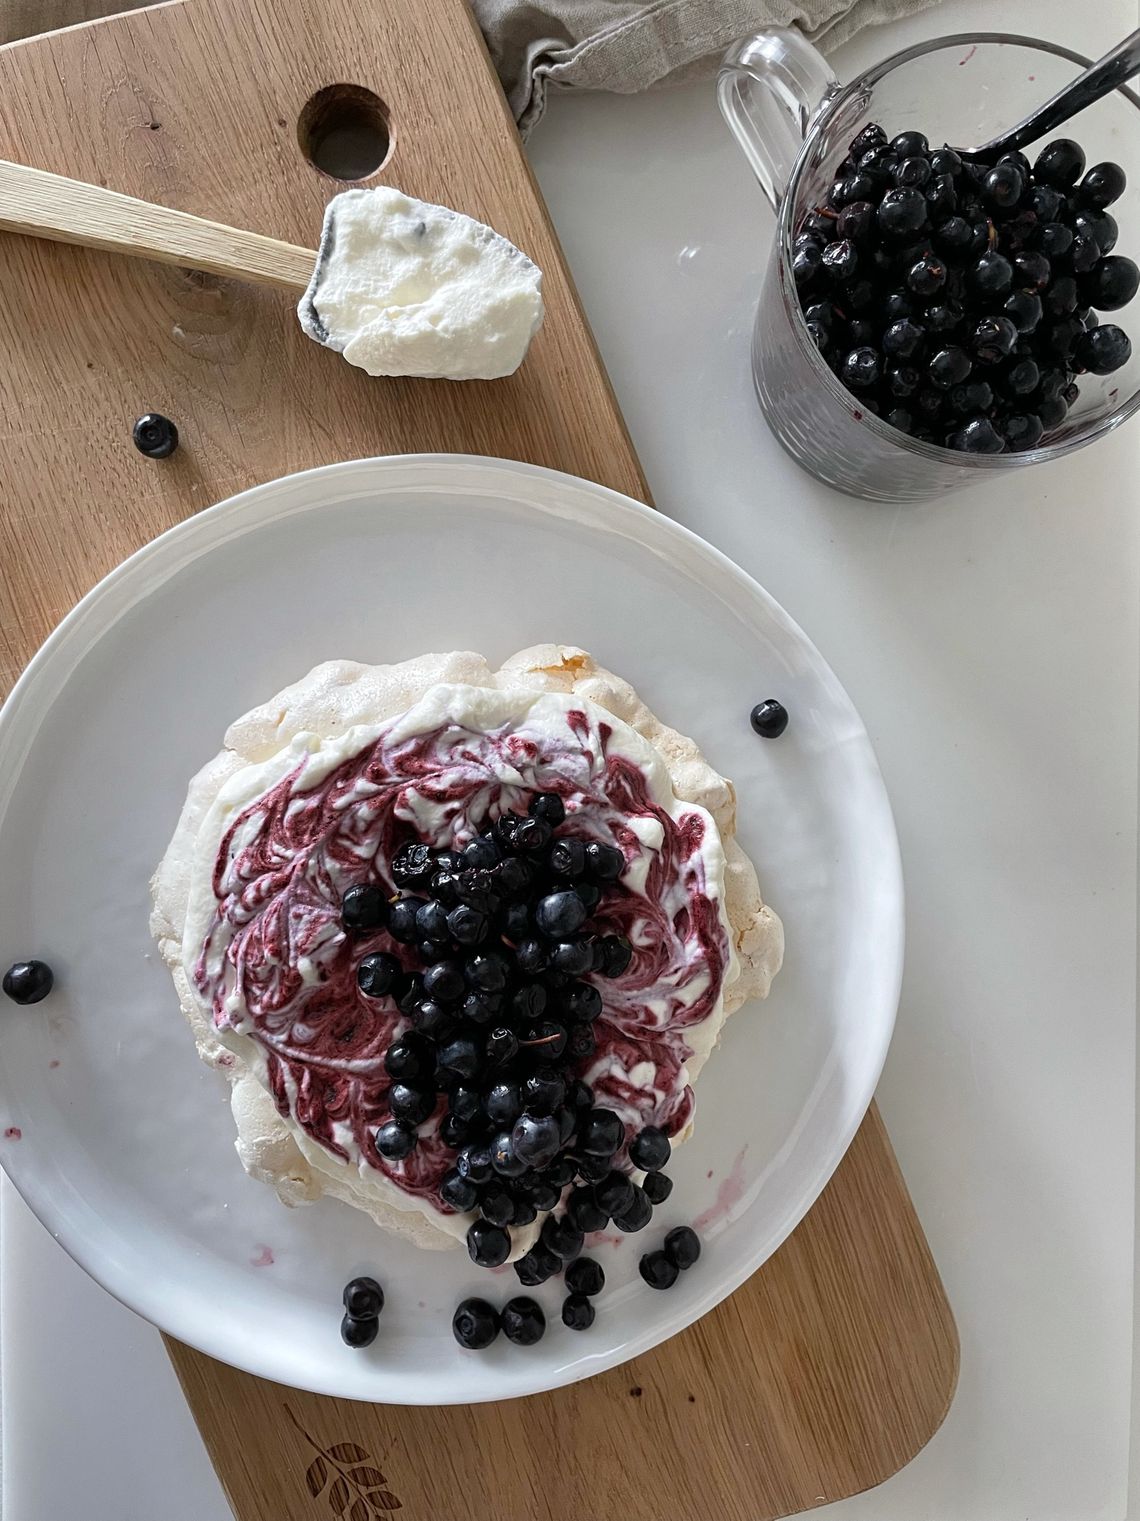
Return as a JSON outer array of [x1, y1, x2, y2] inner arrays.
[[0, 453, 904, 1402]]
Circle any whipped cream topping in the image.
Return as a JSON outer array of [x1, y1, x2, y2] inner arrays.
[[297, 187, 544, 380], [185, 684, 735, 1232]]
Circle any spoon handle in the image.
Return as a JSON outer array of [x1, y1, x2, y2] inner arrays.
[[0, 159, 315, 291], [962, 26, 1140, 161]]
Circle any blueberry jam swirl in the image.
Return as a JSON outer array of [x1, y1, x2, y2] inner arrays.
[[191, 687, 731, 1215]]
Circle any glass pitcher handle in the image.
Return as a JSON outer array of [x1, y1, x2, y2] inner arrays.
[[718, 28, 840, 211]]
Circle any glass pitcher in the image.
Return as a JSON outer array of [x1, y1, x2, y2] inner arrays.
[[718, 29, 1140, 501]]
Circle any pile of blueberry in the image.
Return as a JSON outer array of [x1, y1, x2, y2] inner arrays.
[[346, 796, 682, 1271], [794, 127, 1137, 452], [337, 798, 708, 1348], [639, 1225, 701, 1290], [452, 1254, 609, 1350]]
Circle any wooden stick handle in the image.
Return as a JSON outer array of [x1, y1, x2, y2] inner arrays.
[[0, 159, 316, 292]]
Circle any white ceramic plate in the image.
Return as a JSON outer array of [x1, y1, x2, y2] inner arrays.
[[0, 455, 901, 1403]]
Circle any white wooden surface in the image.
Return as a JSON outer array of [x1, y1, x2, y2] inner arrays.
[[3, 0, 1138, 1516]]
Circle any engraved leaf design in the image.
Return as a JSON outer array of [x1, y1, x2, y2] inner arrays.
[[306, 1457, 328, 1497], [371, 1493, 403, 1512], [349, 1467, 387, 1487], [328, 1476, 350, 1514], [329, 1443, 369, 1463], [350, 1501, 368, 1521]]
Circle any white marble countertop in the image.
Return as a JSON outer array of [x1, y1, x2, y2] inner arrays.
[[3, 0, 1139, 1516]]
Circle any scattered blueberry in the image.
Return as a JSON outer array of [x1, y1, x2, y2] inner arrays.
[[876, 187, 927, 237], [841, 346, 881, 390], [511, 1113, 562, 1169], [514, 1245, 562, 1286], [391, 842, 435, 888], [551, 938, 593, 975], [452, 1297, 500, 1349], [456, 1145, 494, 1184], [928, 346, 971, 388], [1079, 161, 1126, 209], [642, 1170, 674, 1205], [562, 1294, 596, 1331], [357, 952, 400, 997], [341, 883, 388, 933], [596, 935, 633, 977], [565, 1257, 605, 1297], [436, 1034, 482, 1083], [522, 1071, 565, 1117], [413, 997, 455, 1040], [461, 835, 500, 871], [423, 959, 465, 1004], [2, 960, 53, 1005], [595, 1170, 635, 1219], [511, 817, 552, 855], [638, 1250, 679, 1291], [1034, 138, 1085, 190], [485, 1080, 522, 1128], [567, 1185, 609, 1233], [386, 898, 421, 942], [485, 1026, 519, 1065], [950, 416, 1005, 454], [540, 1213, 585, 1261], [664, 1226, 702, 1270], [576, 1153, 612, 1184], [388, 1083, 434, 1126], [340, 1313, 379, 1348], [1086, 255, 1139, 312], [579, 1108, 624, 1157], [529, 791, 566, 826], [384, 1032, 435, 1083], [584, 841, 624, 881], [342, 1276, 383, 1318], [132, 412, 179, 458], [749, 700, 788, 738], [983, 162, 1023, 209], [613, 1184, 653, 1233], [529, 1178, 563, 1213], [374, 1119, 416, 1161], [439, 1169, 479, 1211], [629, 1125, 671, 1172], [512, 1198, 538, 1226], [481, 1188, 516, 1228], [534, 891, 587, 939], [467, 1218, 511, 1268], [490, 1131, 528, 1179], [1076, 324, 1131, 375], [501, 1296, 546, 1346]]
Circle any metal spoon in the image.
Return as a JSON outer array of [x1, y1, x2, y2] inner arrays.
[[959, 26, 1140, 161]]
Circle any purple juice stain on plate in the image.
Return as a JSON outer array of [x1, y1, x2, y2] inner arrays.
[[693, 1145, 750, 1233]]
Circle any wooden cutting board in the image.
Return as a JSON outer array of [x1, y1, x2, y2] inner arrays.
[[0, 1, 958, 1517]]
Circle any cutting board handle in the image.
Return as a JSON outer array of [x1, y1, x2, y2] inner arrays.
[[0, 159, 315, 290]]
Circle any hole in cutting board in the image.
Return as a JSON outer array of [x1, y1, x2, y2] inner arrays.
[[298, 84, 392, 180]]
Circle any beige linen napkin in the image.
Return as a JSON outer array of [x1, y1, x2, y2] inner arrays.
[[0, 0, 933, 134]]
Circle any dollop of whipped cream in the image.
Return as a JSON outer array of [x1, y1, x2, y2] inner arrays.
[[297, 186, 544, 380], [185, 684, 735, 1227]]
